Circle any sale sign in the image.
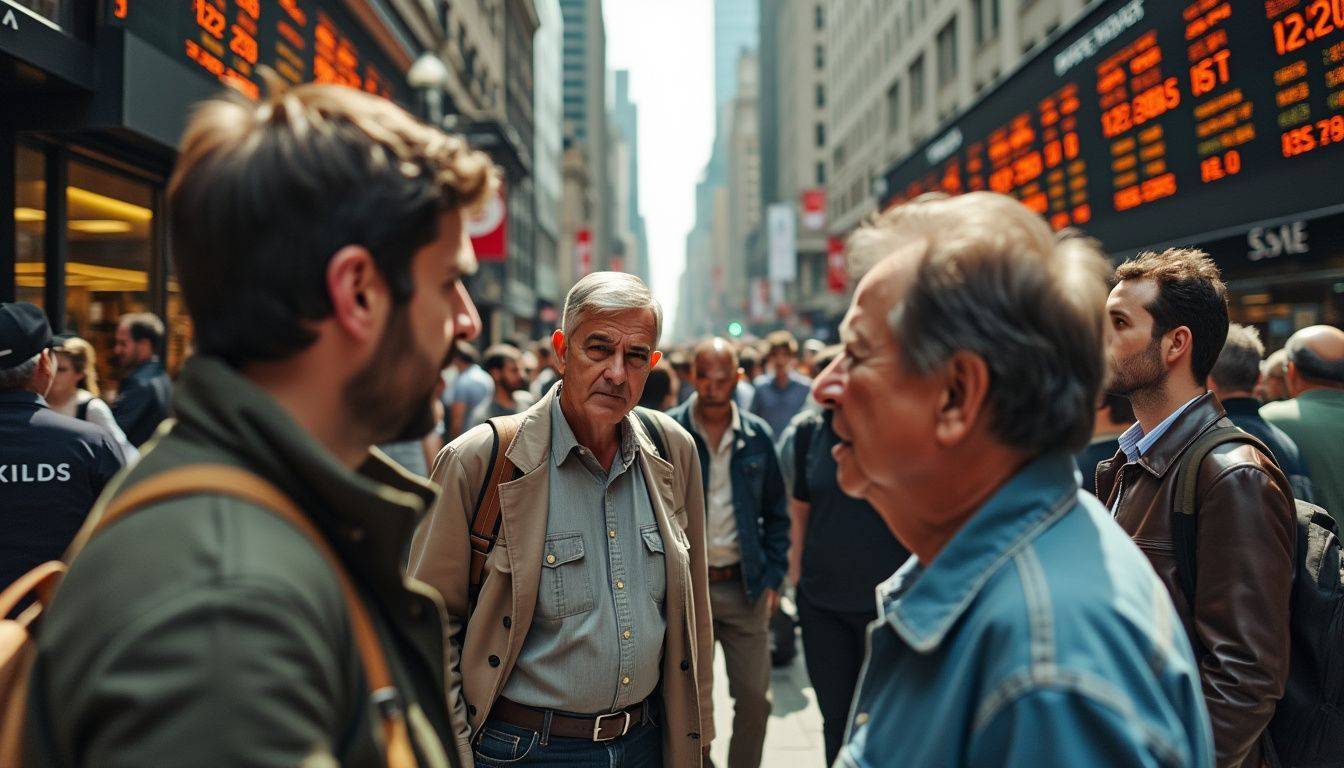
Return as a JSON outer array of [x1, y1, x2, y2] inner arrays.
[[468, 185, 508, 262], [827, 236, 847, 294]]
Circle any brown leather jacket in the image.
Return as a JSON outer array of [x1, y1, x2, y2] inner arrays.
[[1097, 393, 1295, 768]]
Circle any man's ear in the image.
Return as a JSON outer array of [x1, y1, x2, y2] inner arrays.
[[1164, 326, 1194, 371], [551, 329, 568, 375], [933, 351, 990, 448], [650, 350, 663, 369], [327, 245, 386, 344]]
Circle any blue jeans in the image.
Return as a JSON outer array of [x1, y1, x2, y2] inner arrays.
[[473, 718, 663, 768]]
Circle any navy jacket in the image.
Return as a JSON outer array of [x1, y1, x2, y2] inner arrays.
[[112, 358, 172, 447], [668, 398, 789, 601]]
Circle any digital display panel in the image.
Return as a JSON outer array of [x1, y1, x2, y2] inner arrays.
[[109, 0, 405, 103], [881, 0, 1344, 253]]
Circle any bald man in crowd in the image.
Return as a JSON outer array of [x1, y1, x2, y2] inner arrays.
[[1262, 325, 1344, 523], [668, 339, 789, 768]]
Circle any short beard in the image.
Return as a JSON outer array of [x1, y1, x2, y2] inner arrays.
[[344, 309, 443, 445], [1108, 339, 1166, 399]]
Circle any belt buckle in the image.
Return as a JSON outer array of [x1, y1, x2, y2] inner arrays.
[[592, 710, 632, 742]]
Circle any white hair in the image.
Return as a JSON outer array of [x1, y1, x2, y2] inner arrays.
[[561, 271, 662, 343]]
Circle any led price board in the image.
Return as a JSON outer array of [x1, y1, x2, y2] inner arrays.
[[110, 0, 405, 103], [881, 0, 1344, 253]]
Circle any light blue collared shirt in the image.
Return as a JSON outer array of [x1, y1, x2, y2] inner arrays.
[[1117, 394, 1204, 462]]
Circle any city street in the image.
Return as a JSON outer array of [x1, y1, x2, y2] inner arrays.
[[711, 635, 827, 767]]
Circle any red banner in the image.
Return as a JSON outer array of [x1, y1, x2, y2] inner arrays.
[[468, 185, 507, 262], [575, 228, 593, 278], [827, 237, 847, 294], [801, 188, 826, 231]]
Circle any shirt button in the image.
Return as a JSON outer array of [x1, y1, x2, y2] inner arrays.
[[623, 629, 632, 639], [622, 676, 631, 685], [502, 616, 511, 629], [855, 712, 870, 726], [488, 655, 501, 667], [546, 554, 556, 564], [615, 580, 625, 590], [609, 529, 617, 538]]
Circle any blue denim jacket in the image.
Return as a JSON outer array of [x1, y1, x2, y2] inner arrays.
[[668, 399, 789, 601], [838, 452, 1214, 768]]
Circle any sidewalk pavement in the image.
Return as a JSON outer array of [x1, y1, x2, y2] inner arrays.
[[709, 641, 827, 768]]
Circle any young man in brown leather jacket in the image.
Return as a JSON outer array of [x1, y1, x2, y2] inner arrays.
[[1098, 249, 1296, 768]]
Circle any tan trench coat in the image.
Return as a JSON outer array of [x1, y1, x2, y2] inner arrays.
[[408, 387, 715, 768]]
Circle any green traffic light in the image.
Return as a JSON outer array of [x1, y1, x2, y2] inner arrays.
[[727, 321, 744, 337]]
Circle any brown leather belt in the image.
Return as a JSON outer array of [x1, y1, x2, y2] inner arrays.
[[491, 697, 647, 742], [707, 563, 742, 583]]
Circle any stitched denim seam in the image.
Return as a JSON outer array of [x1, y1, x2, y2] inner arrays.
[[1013, 547, 1055, 670], [971, 667, 1186, 767]]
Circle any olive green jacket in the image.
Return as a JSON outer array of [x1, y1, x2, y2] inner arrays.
[[25, 356, 458, 768]]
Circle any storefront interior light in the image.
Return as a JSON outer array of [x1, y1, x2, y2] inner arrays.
[[66, 187, 153, 222], [68, 220, 134, 234], [14, 207, 46, 222], [1241, 293, 1272, 305]]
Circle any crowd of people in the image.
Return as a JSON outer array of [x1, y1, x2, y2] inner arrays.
[[1, 81, 1343, 768]]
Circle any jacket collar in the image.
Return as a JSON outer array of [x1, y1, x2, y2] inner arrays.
[[168, 356, 436, 596], [881, 451, 1078, 653], [1129, 391, 1224, 478], [667, 398, 762, 447], [1219, 396, 1263, 418], [505, 381, 660, 474], [0, 389, 45, 408]]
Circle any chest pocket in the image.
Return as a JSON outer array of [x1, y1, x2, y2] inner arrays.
[[537, 531, 595, 620], [641, 523, 667, 607], [739, 453, 767, 499]]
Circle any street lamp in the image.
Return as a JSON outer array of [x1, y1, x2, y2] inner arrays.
[[407, 52, 450, 126]]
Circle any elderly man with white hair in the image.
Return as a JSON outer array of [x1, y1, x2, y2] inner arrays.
[[410, 271, 714, 768]]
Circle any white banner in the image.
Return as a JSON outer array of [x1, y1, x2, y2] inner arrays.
[[767, 204, 796, 283]]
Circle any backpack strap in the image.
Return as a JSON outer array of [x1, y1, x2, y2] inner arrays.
[[74, 399, 90, 422], [93, 465, 419, 768], [468, 415, 525, 605], [634, 407, 667, 460], [1171, 426, 1275, 613]]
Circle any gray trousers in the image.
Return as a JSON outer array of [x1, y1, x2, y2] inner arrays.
[[710, 580, 772, 768]]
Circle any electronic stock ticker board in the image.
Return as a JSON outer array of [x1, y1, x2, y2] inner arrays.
[[882, 0, 1344, 254]]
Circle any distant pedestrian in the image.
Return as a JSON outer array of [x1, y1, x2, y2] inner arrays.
[[24, 79, 493, 766], [45, 335, 138, 464], [779, 406, 908, 765], [1262, 325, 1344, 523], [464, 343, 534, 430], [1256, 348, 1291, 404], [0, 303, 123, 592], [671, 350, 695, 404], [1100, 249, 1292, 768], [1208, 323, 1314, 502], [446, 341, 492, 439], [529, 339, 560, 399], [735, 346, 759, 410], [1075, 393, 1133, 497], [109, 312, 172, 447], [637, 358, 679, 411], [750, 331, 812, 439], [821, 192, 1212, 767], [669, 338, 789, 768]]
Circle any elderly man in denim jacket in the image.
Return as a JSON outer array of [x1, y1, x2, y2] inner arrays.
[[812, 192, 1213, 768]]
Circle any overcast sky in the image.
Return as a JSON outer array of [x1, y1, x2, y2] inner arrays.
[[604, 0, 714, 334]]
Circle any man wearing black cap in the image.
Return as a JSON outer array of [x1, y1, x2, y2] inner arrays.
[[0, 302, 124, 591]]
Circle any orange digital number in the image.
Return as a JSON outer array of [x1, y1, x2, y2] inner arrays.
[[194, 0, 226, 39], [230, 25, 259, 64], [1190, 49, 1232, 97], [1199, 150, 1242, 182]]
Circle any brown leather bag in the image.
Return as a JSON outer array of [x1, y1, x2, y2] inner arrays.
[[0, 464, 418, 768]]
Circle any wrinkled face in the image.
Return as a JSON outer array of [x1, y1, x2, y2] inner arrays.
[[1106, 279, 1167, 396], [812, 248, 941, 504], [345, 208, 481, 443], [692, 349, 739, 410], [49, 352, 81, 402], [554, 308, 662, 432]]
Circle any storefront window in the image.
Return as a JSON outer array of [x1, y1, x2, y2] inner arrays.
[[11, 0, 68, 29], [64, 158, 155, 392], [166, 265, 193, 375], [14, 145, 45, 307]]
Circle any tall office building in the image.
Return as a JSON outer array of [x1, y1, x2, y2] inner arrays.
[[610, 71, 649, 282], [559, 0, 611, 271]]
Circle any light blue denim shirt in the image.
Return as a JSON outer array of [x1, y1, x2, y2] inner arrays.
[[837, 452, 1214, 768]]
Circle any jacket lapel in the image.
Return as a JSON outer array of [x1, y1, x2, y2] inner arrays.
[[637, 436, 693, 633]]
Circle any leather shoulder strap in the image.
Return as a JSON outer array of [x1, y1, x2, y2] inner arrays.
[[96, 465, 417, 768], [1171, 426, 1273, 615], [468, 415, 525, 604], [634, 407, 667, 460]]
